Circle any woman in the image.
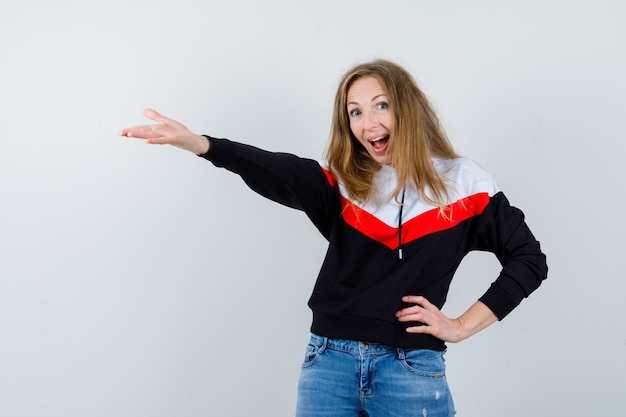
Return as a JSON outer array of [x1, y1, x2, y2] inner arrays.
[[120, 59, 547, 416]]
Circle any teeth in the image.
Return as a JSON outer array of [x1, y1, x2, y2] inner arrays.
[[369, 135, 388, 144]]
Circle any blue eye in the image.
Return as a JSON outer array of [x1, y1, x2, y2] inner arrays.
[[349, 109, 361, 117], [376, 102, 389, 111]]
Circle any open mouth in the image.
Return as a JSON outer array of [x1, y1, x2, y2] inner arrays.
[[369, 135, 389, 152]]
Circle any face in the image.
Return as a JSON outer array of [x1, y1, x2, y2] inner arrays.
[[346, 76, 395, 165]]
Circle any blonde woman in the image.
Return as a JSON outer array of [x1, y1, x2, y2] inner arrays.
[[121, 59, 547, 417]]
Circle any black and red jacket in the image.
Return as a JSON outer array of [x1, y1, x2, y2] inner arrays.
[[201, 137, 548, 350]]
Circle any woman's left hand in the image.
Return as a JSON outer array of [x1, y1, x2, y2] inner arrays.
[[395, 296, 498, 343], [395, 296, 464, 343]]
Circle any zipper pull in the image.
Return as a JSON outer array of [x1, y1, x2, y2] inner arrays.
[[398, 247, 403, 260]]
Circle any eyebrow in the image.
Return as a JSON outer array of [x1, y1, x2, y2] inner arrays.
[[347, 94, 387, 107]]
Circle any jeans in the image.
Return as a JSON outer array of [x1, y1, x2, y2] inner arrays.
[[296, 334, 456, 417]]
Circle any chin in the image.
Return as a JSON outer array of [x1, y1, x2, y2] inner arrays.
[[371, 154, 392, 165]]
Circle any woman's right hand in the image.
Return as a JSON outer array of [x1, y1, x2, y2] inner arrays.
[[120, 108, 210, 155]]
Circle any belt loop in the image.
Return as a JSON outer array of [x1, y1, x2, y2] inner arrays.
[[319, 336, 328, 354], [396, 347, 405, 360]]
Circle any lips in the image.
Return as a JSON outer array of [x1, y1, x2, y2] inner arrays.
[[369, 135, 389, 153]]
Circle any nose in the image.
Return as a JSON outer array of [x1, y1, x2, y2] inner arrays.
[[363, 110, 379, 129]]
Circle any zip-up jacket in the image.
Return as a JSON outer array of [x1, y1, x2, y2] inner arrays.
[[200, 137, 548, 350]]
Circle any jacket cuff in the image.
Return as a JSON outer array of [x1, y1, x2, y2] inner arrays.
[[197, 136, 235, 167]]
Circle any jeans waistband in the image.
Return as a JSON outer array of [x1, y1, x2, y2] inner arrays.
[[311, 333, 400, 355]]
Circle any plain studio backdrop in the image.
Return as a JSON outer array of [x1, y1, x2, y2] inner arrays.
[[1, 0, 624, 416]]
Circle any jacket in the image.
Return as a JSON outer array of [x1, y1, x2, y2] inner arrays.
[[200, 137, 548, 350]]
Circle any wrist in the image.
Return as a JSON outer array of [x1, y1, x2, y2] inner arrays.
[[453, 317, 474, 342], [195, 135, 211, 155], [454, 301, 498, 342]]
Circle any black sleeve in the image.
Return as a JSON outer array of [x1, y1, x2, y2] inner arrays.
[[198, 136, 340, 239], [474, 192, 548, 319]]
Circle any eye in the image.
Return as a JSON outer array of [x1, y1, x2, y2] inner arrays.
[[348, 108, 361, 118], [375, 102, 389, 111]]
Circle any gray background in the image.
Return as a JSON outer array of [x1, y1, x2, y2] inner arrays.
[[1, 0, 624, 415]]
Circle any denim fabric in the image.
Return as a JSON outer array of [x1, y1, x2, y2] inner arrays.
[[296, 334, 456, 417]]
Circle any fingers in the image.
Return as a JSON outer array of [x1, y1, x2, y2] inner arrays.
[[395, 296, 431, 317], [143, 108, 169, 125], [405, 324, 428, 334], [119, 124, 163, 140], [395, 295, 439, 329], [394, 295, 464, 342], [119, 109, 207, 154], [119, 109, 174, 139], [402, 295, 433, 307]]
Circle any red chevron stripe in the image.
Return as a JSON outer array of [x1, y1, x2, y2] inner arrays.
[[322, 167, 336, 187], [341, 192, 490, 249], [320, 166, 490, 248]]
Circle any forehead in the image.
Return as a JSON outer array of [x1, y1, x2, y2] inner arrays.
[[347, 76, 387, 103]]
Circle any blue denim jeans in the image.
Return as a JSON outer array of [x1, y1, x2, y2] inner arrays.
[[296, 334, 456, 417]]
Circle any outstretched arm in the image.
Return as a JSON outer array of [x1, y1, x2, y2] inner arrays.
[[395, 296, 498, 343], [120, 109, 210, 155]]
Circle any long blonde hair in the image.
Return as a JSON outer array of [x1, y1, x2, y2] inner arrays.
[[326, 59, 458, 207]]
